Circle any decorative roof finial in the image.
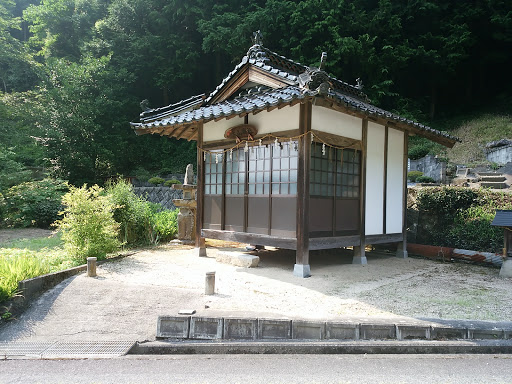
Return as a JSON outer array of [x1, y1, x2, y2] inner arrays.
[[252, 30, 263, 46], [356, 78, 364, 90], [319, 52, 327, 70]]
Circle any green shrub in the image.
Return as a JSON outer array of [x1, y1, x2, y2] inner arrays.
[[407, 171, 423, 182], [133, 167, 151, 182], [164, 179, 181, 187], [106, 179, 158, 246], [416, 175, 436, 183], [2, 179, 68, 228], [148, 177, 165, 185], [414, 187, 512, 252], [55, 185, 121, 263], [0, 250, 50, 302], [151, 209, 178, 242]]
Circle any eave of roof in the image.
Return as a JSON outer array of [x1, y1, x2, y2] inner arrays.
[[131, 85, 459, 147]]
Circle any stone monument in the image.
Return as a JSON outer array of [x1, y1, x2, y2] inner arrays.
[[172, 164, 197, 243]]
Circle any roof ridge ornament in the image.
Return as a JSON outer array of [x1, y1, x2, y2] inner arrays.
[[298, 52, 332, 95], [247, 30, 268, 62], [356, 78, 364, 90], [252, 30, 263, 46]]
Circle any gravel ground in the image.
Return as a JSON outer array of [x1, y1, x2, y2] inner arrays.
[[1, 238, 511, 343]]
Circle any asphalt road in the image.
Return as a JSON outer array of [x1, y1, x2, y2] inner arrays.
[[2, 354, 512, 383]]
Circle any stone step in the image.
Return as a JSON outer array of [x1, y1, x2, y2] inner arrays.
[[480, 181, 508, 189], [480, 175, 506, 182]]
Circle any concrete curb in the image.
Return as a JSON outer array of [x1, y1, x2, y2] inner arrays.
[[130, 340, 512, 355], [1, 252, 137, 323], [156, 315, 512, 342], [15, 252, 136, 303]]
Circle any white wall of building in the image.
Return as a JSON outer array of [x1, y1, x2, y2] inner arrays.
[[365, 122, 385, 235], [386, 128, 405, 234], [203, 104, 300, 142], [311, 105, 362, 140]]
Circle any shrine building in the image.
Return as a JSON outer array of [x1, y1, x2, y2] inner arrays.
[[131, 32, 458, 277]]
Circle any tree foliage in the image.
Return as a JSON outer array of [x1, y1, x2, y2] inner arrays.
[[0, 0, 509, 186]]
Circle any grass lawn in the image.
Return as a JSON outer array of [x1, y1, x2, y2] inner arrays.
[[0, 232, 79, 303]]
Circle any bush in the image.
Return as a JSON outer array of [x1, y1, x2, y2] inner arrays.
[[133, 167, 151, 182], [54, 185, 121, 263], [148, 177, 165, 185], [106, 179, 158, 245], [2, 179, 69, 228], [414, 187, 512, 252], [408, 171, 423, 182], [151, 209, 179, 242], [164, 179, 181, 187], [416, 175, 436, 183], [0, 250, 50, 302]]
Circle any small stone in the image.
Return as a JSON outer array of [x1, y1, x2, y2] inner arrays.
[[204, 305, 210, 309], [178, 309, 196, 315]]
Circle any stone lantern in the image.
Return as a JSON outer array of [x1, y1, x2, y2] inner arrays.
[[172, 164, 197, 243]]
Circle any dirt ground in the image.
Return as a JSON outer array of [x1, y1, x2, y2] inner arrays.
[[1, 229, 511, 342], [0, 228, 54, 243]]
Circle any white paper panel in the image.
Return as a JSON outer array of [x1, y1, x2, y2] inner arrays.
[[365, 122, 385, 235], [386, 128, 404, 233]]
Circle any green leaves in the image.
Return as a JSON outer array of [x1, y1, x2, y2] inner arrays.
[[55, 184, 121, 262]]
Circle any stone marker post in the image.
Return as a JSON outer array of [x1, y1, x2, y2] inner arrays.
[[87, 257, 97, 277], [205, 272, 215, 295]]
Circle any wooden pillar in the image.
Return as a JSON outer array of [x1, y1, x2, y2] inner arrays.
[[353, 119, 368, 264], [295, 100, 312, 277], [195, 122, 206, 256], [396, 131, 409, 259]]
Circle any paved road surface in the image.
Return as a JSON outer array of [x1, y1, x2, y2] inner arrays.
[[2, 354, 512, 383]]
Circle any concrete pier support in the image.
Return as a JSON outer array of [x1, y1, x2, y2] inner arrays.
[[396, 241, 408, 259], [293, 264, 311, 278], [352, 246, 367, 265]]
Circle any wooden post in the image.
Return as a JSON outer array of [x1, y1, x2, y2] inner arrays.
[[195, 122, 206, 256], [295, 100, 312, 277], [353, 119, 368, 264], [396, 131, 409, 258]]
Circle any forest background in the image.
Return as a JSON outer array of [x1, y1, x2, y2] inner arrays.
[[1, 0, 511, 188]]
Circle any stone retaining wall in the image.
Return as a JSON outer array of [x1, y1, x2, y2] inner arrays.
[[133, 187, 182, 210]]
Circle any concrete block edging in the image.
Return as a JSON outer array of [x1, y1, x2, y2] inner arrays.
[[156, 316, 510, 342]]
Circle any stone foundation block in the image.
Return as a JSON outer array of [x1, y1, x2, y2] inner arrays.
[[157, 316, 190, 339], [189, 317, 223, 340], [325, 322, 359, 340], [292, 320, 326, 340], [396, 325, 431, 340], [216, 251, 259, 268], [360, 324, 396, 340], [431, 326, 467, 340], [224, 318, 258, 340], [468, 328, 505, 340], [258, 319, 292, 339]]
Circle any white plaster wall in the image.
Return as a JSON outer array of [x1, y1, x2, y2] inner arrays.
[[386, 128, 405, 234], [311, 105, 362, 140], [203, 115, 245, 142], [249, 104, 300, 135], [365, 122, 385, 235], [202, 104, 300, 142]]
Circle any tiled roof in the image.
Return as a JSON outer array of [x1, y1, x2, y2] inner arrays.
[[203, 45, 367, 105], [139, 94, 205, 123], [131, 85, 459, 145], [131, 86, 307, 132], [131, 38, 459, 146], [491, 210, 512, 227]]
